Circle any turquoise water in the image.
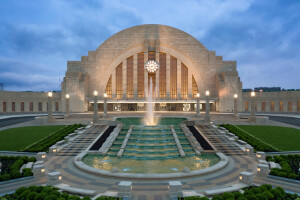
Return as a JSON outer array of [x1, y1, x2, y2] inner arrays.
[[83, 117, 219, 174]]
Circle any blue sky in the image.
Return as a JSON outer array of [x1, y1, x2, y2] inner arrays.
[[0, 0, 299, 91]]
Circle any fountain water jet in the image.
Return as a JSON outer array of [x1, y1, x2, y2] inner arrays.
[[145, 77, 157, 126]]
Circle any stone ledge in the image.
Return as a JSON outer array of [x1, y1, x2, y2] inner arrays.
[[73, 151, 228, 179]]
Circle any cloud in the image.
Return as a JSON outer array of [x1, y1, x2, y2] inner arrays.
[[0, 0, 300, 91]]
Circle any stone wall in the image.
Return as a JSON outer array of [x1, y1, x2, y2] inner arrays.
[[242, 91, 300, 113], [0, 91, 61, 114]]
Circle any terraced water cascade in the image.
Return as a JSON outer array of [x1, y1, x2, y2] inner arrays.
[[83, 117, 220, 174]]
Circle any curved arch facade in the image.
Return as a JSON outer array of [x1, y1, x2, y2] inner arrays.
[[62, 24, 242, 112]]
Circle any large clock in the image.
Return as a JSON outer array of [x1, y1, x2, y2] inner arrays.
[[145, 60, 159, 73]]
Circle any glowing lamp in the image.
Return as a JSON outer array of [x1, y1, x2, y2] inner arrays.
[[42, 155, 46, 158], [48, 92, 53, 98], [41, 169, 45, 173], [59, 176, 62, 180], [94, 90, 98, 96], [196, 93, 200, 98], [257, 168, 261, 172], [52, 149, 57, 153], [239, 176, 242, 180], [234, 94, 238, 99], [205, 90, 210, 96], [250, 91, 255, 97], [104, 93, 108, 98], [65, 94, 70, 99], [257, 154, 261, 158]]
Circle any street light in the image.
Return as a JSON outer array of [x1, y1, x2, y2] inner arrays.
[[47, 92, 54, 123], [250, 91, 256, 122], [65, 94, 70, 118], [196, 93, 201, 117], [103, 93, 108, 118], [93, 90, 98, 123], [234, 93, 238, 118], [205, 90, 210, 122]]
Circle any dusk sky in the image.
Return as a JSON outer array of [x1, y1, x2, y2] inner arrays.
[[0, 0, 299, 91]]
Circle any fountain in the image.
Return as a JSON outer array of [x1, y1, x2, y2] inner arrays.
[[145, 77, 156, 126]]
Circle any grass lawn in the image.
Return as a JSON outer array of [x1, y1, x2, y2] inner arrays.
[[0, 126, 65, 151], [237, 125, 300, 151]]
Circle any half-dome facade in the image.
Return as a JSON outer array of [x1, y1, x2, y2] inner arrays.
[[62, 24, 242, 112]]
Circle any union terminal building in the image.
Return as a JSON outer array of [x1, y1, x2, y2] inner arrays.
[[62, 24, 243, 113], [1, 24, 300, 113]]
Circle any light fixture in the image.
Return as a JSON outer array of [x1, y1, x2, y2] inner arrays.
[[41, 169, 45, 173], [245, 149, 250, 152], [196, 93, 200, 98], [48, 92, 53, 97], [234, 94, 238, 99], [104, 93, 108, 98], [257, 154, 261, 158], [94, 90, 98, 96], [65, 94, 70, 99], [239, 176, 243, 180], [250, 91, 256, 97], [42, 155, 46, 158], [59, 176, 62, 180], [53, 149, 57, 152], [257, 168, 261, 172], [145, 60, 159, 73], [205, 90, 210, 96]]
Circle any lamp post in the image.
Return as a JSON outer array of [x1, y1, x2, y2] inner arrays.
[[103, 93, 108, 118], [234, 93, 238, 118], [93, 91, 98, 123], [47, 92, 54, 123], [196, 93, 201, 117], [205, 90, 210, 122], [65, 94, 70, 118], [250, 91, 256, 122]]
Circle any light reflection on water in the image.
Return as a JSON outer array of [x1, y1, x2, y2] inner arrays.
[[84, 154, 219, 174]]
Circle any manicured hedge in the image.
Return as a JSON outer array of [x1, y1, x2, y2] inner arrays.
[[266, 154, 300, 180], [182, 184, 299, 200], [0, 156, 36, 182], [221, 124, 279, 152], [23, 124, 83, 152], [2, 186, 92, 200]]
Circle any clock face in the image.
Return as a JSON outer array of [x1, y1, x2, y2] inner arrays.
[[145, 60, 159, 73]]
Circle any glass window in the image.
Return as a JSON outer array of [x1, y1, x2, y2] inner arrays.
[[261, 102, 266, 112], [116, 63, 123, 99], [105, 75, 112, 98], [288, 102, 292, 112], [38, 102, 42, 112], [245, 102, 248, 111], [30, 102, 33, 112], [279, 102, 283, 111], [20, 102, 24, 112], [170, 56, 177, 98], [192, 76, 199, 98], [12, 102, 15, 112], [137, 53, 144, 97], [270, 101, 274, 111], [55, 102, 59, 111], [148, 51, 155, 60], [127, 56, 134, 98], [181, 63, 188, 99], [3, 102, 6, 112], [159, 53, 166, 98]]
